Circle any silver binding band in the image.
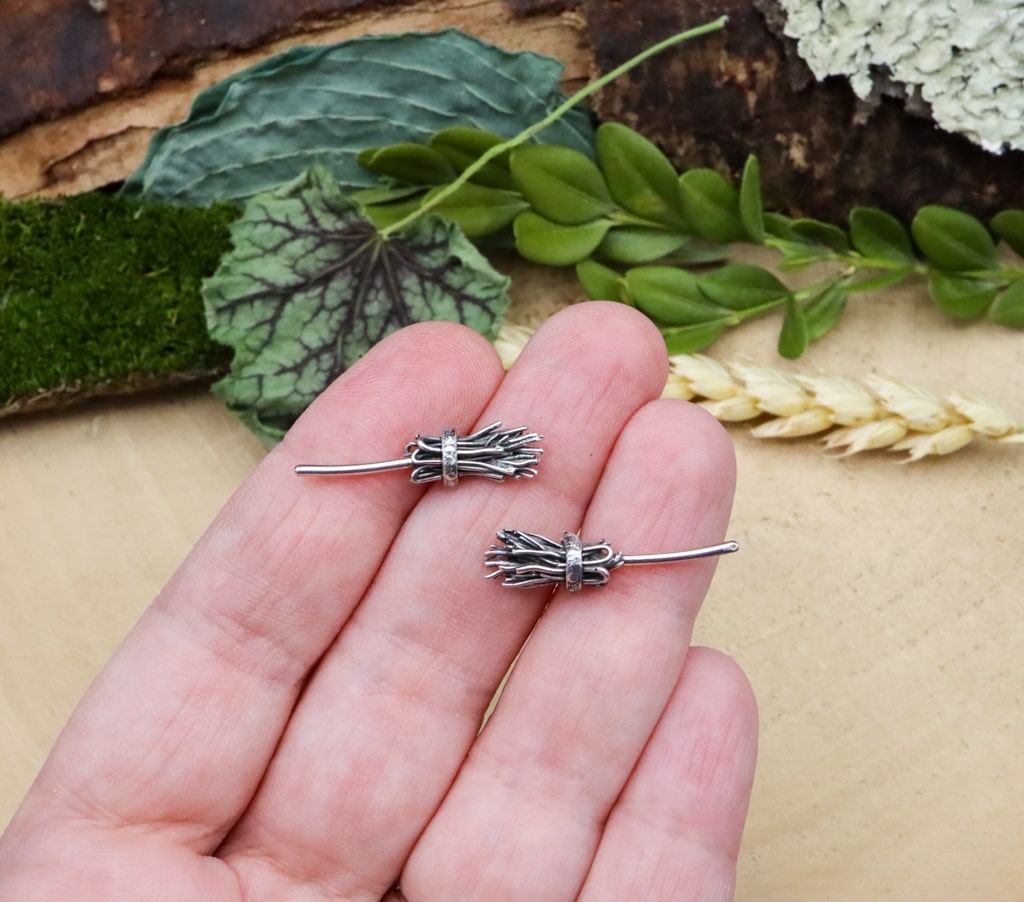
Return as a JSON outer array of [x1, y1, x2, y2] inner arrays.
[[562, 532, 584, 593], [441, 428, 459, 488]]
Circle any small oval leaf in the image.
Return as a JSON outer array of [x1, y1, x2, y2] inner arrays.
[[662, 320, 728, 354], [990, 279, 1024, 328], [847, 266, 915, 293], [991, 210, 1024, 257], [912, 205, 996, 271], [576, 259, 625, 301], [739, 155, 766, 244], [698, 263, 790, 310], [359, 194, 428, 229], [429, 126, 515, 190], [513, 211, 611, 265], [423, 183, 528, 238], [849, 207, 915, 262], [790, 218, 850, 253], [662, 241, 733, 265], [510, 145, 614, 225], [678, 169, 747, 244], [802, 280, 848, 341], [625, 266, 731, 325], [359, 143, 458, 185], [927, 271, 999, 319], [595, 122, 686, 226], [776, 250, 829, 272], [764, 212, 798, 241], [597, 226, 690, 264], [777, 297, 809, 359]]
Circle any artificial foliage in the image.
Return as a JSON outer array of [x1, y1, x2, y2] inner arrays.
[[0, 193, 234, 415], [121, 29, 595, 207], [2, 19, 1021, 456], [205, 167, 511, 443]]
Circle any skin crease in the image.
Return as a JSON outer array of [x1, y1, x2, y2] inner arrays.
[[0, 302, 758, 902]]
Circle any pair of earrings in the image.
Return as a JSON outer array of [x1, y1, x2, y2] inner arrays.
[[296, 423, 738, 593]]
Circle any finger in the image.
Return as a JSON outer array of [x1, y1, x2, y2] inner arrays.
[[218, 303, 670, 896], [7, 322, 503, 851], [400, 399, 737, 901], [578, 646, 758, 902]]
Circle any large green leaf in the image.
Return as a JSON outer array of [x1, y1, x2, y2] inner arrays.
[[123, 30, 594, 206], [204, 167, 510, 442]]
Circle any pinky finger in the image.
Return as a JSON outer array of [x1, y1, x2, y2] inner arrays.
[[578, 647, 758, 902]]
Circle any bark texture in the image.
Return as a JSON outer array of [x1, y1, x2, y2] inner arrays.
[[0, 0, 584, 139], [583, 0, 1024, 224]]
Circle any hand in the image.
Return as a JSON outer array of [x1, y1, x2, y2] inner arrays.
[[0, 303, 757, 901]]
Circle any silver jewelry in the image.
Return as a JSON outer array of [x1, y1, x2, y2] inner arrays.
[[295, 422, 542, 486], [485, 529, 739, 592]]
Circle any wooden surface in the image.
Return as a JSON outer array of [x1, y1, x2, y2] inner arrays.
[[3, 259, 1024, 898], [3, 2, 1024, 897]]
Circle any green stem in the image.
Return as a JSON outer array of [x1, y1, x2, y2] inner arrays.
[[379, 16, 729, 239]]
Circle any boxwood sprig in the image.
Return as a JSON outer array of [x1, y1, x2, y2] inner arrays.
[[355, 122, 1024, 358]]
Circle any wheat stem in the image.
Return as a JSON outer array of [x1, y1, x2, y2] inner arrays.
[[493, 322, 1024, 461]]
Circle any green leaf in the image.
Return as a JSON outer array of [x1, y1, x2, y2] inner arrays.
[[847, 266, 915, 293], [203, 166, 510, 442], [697, 264, 790, 310], [351, 184, 426, 207], [912, 205, 997, 271], [577, 259, 626, 301], [624, 266, 731, 325], [421, 183, 528, 238], [777, 297, 809, 358], [595, 122, 686, 226], [122, 31, 595, 205], [991, 210, 1024, 257], [790, 218, 849, 253], [990, 279, 1024, 328], [802, 280, 848, 341], [849, 207, 915, 262], [510, 145, 615, 225], [739, 155, 765, 244], [776, 252, 829, 272], [597, 226, 690, 264], [677, 169, 747, 243], [661, 320, 728, 354], [513, 211, 612, 265], [661, 242, 733, 265], [927, 271, 1000, 319], [358, 193, 429, 229], [764, 212, 798, 241], [429, 127, 516, 190], [358, 143, 458, 184]]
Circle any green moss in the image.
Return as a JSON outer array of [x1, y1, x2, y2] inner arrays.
[[0, 193, 236, 411]]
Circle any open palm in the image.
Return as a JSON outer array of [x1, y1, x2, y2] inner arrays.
[[0, 303, 757, 901]]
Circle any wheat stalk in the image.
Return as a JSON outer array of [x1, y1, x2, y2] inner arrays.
[[494, 322, 1024, 461]]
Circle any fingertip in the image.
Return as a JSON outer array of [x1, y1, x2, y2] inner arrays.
[[681, 646, 760, 748], [588, 397, 738, 557], [512, 302, 669, 403]]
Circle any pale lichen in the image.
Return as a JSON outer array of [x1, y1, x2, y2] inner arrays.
[[777, 0, 1024, 153]]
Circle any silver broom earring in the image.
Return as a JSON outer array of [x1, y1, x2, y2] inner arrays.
[[295, 422, 542, 487], [485, 529, 739, 592]]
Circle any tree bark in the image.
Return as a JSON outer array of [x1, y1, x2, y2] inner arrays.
[[583, 0, 1024, 224]]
